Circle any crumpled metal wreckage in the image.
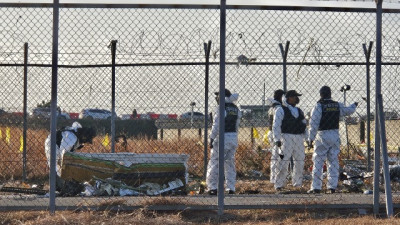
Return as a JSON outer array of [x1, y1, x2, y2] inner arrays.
[[59, 152, 188, 197], [80, 177, 185, 197]]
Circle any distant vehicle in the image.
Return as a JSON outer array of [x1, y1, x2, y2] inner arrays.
[[120, 114, 132, 120], [30, 107, 70, 120], [240, 105, 270, 120], [384, 111, 399, 120], [344, 116, 358, 125], [79, 108, 116, 120], [357, 113, 374, 123], [357, 111, 399, 122], [121, 113, 178, 120], [179, 112, 207, 120]]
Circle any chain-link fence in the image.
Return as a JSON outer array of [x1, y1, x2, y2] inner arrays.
[[0, 2, 399, 214]]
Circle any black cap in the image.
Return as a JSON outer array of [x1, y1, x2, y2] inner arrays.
[[320, 86, 331, 99], [214, 89, 232, 97], [285, 90, 302, 98], [273, 89, 285, 102]]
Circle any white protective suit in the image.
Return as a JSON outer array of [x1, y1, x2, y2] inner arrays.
[[45, 122, 82, 176], [206, 93, 241, 192], [267, 99, 283, 184], [273, 100, 307, 189], [308, 99, 357, 190]]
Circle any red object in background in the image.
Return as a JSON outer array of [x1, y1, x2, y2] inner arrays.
[[12, 112, 23, 117], [167, 114, 178, 119], [131, 114, 140, 119], [69, 113, 79, 119], [149, 113, 160, 120]]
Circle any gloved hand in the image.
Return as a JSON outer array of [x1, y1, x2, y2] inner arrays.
[[209, 139, 214, 149], [279, 154, 284, 160], [275, 141, 282, 148], [307, 141, 313, 150], [354, 102, 358, 107]]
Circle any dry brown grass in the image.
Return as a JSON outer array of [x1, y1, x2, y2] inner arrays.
[[139, 196, 199, 206], [75, 198, 128, 208], [0, 208, 400, 225], [0, 125, 390, 194], [0, 127, 270, 181]]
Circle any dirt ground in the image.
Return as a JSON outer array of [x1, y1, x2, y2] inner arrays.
[[1, 208, 400, 225]]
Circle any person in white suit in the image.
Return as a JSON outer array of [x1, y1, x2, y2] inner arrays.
[[307, 86, 357, 194], [206, 89, 241, 195], [273, 90, 307, 191], [45, 122, 96, 177], [267, 89, 285, 184]]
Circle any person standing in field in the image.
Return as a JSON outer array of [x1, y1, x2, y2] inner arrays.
[[307, 86, 358, 194], [267, 89, 285, 184], [206, 89, 241, 195], [273, 90, 307, 192]]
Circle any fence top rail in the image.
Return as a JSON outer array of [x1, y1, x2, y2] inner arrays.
[[1, 1, 400, 13]]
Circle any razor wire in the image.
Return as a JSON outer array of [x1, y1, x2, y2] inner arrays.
[[0, 3, 399, 212]]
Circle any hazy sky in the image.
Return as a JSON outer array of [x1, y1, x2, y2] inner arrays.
[[1, 0, 400, 115], [2, 0, 400, 9], [0, 0, 380, 8]]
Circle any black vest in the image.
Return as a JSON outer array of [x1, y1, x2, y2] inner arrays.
[[281, 106, 306, 134], [268, 102, 281, 130], [318, 99, 340, 130], [225, 103, 239, 133]]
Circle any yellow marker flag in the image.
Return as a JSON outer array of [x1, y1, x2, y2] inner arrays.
[[0, 129, 2, 139], [102, 133, 110, 147], [5, 127, 10, 144], [370, 132, 373, 141], [253, 128, 260, 139], [263, 129, 270, 145], [19, 135, 23, 152]]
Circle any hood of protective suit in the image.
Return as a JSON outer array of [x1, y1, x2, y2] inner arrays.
[[282, 96, 289, 107], [66, 122, 82, 132], [268, 98, 281, 106], [225, 93, 239, 103]]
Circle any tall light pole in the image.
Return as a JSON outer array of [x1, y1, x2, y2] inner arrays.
[[340, 84, 351, 158], [190, 102, 196, 127]]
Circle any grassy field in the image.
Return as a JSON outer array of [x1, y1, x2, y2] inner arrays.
[[0, 126, 270, 180], [1, 208, 400, 224], [0, 123, 395, 194], [0, 125, 400, 221]]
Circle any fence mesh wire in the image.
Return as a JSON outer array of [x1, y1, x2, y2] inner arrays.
[[0, 4, 399, 210]]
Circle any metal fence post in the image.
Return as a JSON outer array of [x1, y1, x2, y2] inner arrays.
[[110, 40, 117, 153], [373, 0, 383, 216], [362, 41, 373, 172], [373, 107, 381, 215], [279, 41, 290, 92], [49, 0, 60, 215], [279, 41, 291, 169], [204, 40, 212, 180], [22, 43, 28, 181], [218, 0, 226, 216], [343, 89, 350, 159], [377, 95, 394, 217]]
